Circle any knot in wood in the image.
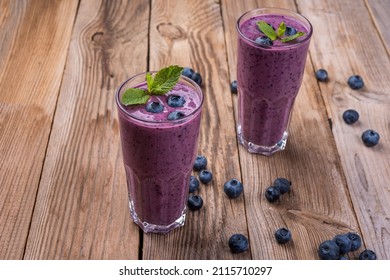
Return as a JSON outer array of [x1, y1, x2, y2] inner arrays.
[[156, 22, 185, 40]]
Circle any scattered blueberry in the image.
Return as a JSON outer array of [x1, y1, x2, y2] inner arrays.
[[348, 75, 364, 90], [274, 228, 292, 244], [190, 72, 202, 86], [315, 69, 329, 82], [230, 80, 238, 94], [358, 249, 377, 260], [145, 101, 164, 113], [167, 95, 186, 107], [182, 67, 194, 78], [189, 176, 200, 193], [339, 255, 348, 260], [342, 109, 359, 125], [228, 234, 249, 253], [167, 111, 185, 120], [187, 194, 203, 211], [346, 232, 362, 251], [333, 234, 352, 254], [193, 155, 207, 171], [361, 129, 380, 147], [273, 178, 291, 194], [224, 178, 244, 198], [265, 186, 281, 203], [255, 36, 273, 47], [199, 170, 213, 184], [285, 26, 297, 36], [318, 240, 340, 260]]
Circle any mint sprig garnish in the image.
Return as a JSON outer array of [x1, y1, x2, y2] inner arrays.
[[121, 65, 184, 105], [121, 88, 150, 105], [280, 31, 305, 43], [257, 21, 278, 41], [256, 20, 305, 43]]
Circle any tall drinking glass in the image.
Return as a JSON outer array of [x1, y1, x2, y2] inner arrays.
[[236, 8, 313, 155], [115, 72, 204, 233]]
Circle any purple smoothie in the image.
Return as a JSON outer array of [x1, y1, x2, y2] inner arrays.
[[115, 73, 203, 233], [236, 8, 312, 155]]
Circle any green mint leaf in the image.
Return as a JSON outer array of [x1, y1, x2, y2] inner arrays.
[[257, 21, 277, 41], [149, 65, 184, 95], [281, 31, 305, 43], [277, 21, 286, 38], [121, 88, 150, 105], [146, 72, 153, 92]]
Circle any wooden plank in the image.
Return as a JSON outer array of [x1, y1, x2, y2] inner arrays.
[[143, 0, 249, 259], [221, 0, 362, 259], [298, 0, 390, 259], [0, 0, 79, 259], [365, 0, 390, 55], [23, 0, 149, 259]]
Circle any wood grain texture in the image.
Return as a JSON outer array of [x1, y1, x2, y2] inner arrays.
[[365, 0, 390, 55], [298, 0, 390, 259], [23, 0, 149, 259], [143, 0, 249, 260], [221, 0, 362, 259], [0, 0, 79, 259]]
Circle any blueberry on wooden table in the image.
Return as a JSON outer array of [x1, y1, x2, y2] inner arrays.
[[361, 129, 380, 147], [359, 249, 377, 260], [193, 155, 207, 171], [274, 228, 292, 244], [189, 175, 200, 193], [264, 186, 281, 202], [346, 232, 362, 251], [199, 170, 213, 184], [187, 194, 203, 211], [315, 69, 329, 82], [224, 178, 243, 198], [228, 234, 249, 253], [230, 80, 237, 94], [348, 75, 364, 90], [318, 240, 340, 260], [333, 234, 352, 254], [273, 177, 291, 194], [342, 109, 359, 124]]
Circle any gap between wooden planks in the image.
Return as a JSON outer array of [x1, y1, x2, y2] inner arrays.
[[23, 0, 149, 259]]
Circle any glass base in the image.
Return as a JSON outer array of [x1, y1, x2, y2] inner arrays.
[[129, 201, 186, 234], [237, 125, 288, 156]]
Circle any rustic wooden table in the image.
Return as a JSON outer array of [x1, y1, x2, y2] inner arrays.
[[1, 0, 389, 260]]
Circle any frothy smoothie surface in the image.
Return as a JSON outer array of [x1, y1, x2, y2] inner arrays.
[[122, 82, 201, 123], [239, 14, 309, 46]]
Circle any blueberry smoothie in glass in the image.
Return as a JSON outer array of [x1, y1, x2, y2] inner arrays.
[[115, 67, 203, 233], [236, 8, 312, 155]]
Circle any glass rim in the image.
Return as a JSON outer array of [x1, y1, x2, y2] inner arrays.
[[115, 71, 204, 125], [236, 7, 313, 49]]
